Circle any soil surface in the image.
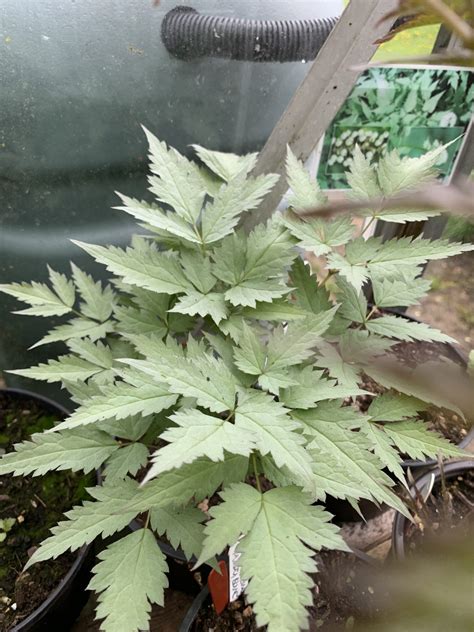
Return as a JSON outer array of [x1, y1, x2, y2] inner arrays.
[[195, 598, 255, 631], [404, 469, 474, 554], [0, 391, 91, 630], [407, 252, 474, 354]]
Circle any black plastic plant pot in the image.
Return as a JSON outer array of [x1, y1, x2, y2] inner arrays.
[[0, 387, 95, 632], [179, 584, 210, 632], [391, 460, 474, 560]]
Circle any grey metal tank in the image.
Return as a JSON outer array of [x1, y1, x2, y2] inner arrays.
[[0, 0, 343, 397]]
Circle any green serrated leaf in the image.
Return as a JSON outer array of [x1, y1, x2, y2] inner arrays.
[[377, 144, 444, 197], [129, 456, 249, 512], [213, 221, 295, 307], [335, 276, 367, 324], [125, 352, 237, 414], [240, 489, 347, 632], [125, 333, 184, 364], [143, 126, 206, 223], [315, 341, 360, 389], [360, 423, 405, 482], [97, 415, 155, 442], [204, 336, 253, 389], [52, 382, 177, 432], [338, 330, 394, 364], [114, 194, 200, 244], [169, 290, 228, 325], [233, 322, 266, 376], [70, 263, 114, 322], [192, 144, 258, 182], [89, 528, 168, 632], [150, 506, 205, 561], [282, 214, 354, 256], [180, 251, 216, 294], [67, 339, 114, 368], [26, 479, 140, 567], [327, 252, 369, 292], [293, 400, 369, 435], [372, 274, 431, 308], [286, 147, 327, 209], [346, 145, 382, 200], [366, 315, 456, 343], [47, 266, 75, 307], [0, 428, 118, 476], [225, 278, 289, 308], [31, 318, 115, 349], [199, 483, 346, 632], [305, 423, 408, 514], [144, 409, 255, 482], [368, 238, 474, 277], [266, 309, 337, 372], [240, 300, 307, 322], [282, 369, 368, 410], [368, 392, 427, 421], [8, 355, 105, 383], [114, 305, 167, 337], [245, 219, 297, 281], [0, 281, 72, 317], [201, 172, 279, 244], [290, 258, 331, 315], [383, 420, 466, 462], [104, 443, 149, 481], [235, 390, 315, 492], [196, 483, 262, 565], [72, 241, 192, 296]]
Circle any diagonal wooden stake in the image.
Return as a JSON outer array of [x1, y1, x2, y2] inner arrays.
[[243, 0, 398, 231]]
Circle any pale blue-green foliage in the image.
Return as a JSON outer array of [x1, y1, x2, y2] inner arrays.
[[0, 132, 472, 632]]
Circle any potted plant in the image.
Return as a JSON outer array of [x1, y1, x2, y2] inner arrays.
[[0, 388, 96, 631], [0, 128, 472, 632]]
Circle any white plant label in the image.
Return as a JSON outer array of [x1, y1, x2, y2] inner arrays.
[[228, 536, 248, 602]]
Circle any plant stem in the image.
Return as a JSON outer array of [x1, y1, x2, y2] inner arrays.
[[252, 454, 262, 493], [144, 512, 151, 529], [360, 216, 375, 238], [365, 305, 378, 321]]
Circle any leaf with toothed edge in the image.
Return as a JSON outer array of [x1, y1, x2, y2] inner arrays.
[[197, 484, 347, 632], [89, 528, 169, 632]]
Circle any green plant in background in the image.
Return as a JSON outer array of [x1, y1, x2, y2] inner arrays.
[[0, 131, 473, 632], [318, 67, 473, 188], [0, 518, 15, 544]]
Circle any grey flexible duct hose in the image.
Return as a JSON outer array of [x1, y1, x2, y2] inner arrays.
[[161, 6, 339, 62]]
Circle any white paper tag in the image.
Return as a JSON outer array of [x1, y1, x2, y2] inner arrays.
[[228, 536, 248, 602]]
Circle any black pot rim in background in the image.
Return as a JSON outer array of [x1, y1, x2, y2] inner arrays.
[[1, 387, 71, 419], [392, 459, 474, 560], [0, 387, 93, 632], [372, 307, 473, 470]]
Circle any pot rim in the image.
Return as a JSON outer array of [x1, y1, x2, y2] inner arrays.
[[392, 459, 474, 560]]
